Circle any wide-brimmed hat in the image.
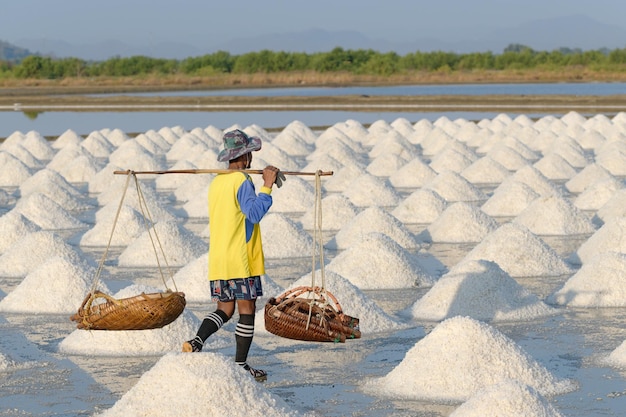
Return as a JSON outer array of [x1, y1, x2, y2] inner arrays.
[[217, 129, 262, 162]]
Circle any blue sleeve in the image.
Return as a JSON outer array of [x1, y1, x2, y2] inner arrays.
[[237, 179, 272, 224]]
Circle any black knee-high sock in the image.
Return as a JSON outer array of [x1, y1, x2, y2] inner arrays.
[[235, 314, 255, 364], [196, 309, 230, 343]]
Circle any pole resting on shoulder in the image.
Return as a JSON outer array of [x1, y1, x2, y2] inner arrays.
[[113, 169, 334, 176]]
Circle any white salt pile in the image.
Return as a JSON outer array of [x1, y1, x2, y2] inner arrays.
[[81, 130, 115, 158], [108, 140, 166, 172], [565, 163, 613, 194], [461, 223, 574, 277], [12, 192, 87, 230], [321, 165, 366, 193], [180, 183, 210, 218], [118, 220, 207, 267], [460, 156, 511, 185], [58, 284, 228, 357], [481, 181, 540, 218], [410, 260, 557, 322], [0, 231, 85, 277], [326, 232, 434, 289], [423, 170, 487, 202], [363, 316, 576, 402], [268, 176, 315, 213], [0, 211, 40, 253], [260, 213, 313, 258], [165, 252, 210, 302], [80, 204, 147, 247], [0, 255, 105, 314], [341, 173, 402, 208], [423, 202, 498, 243], [391, 188, 447, 224], [533, 153, 577, 181], [52, 129, 83, 149], [326, 206, 421, 250], [97, 179, 176, 224], [484, 143, 531, 171], [94, 352, 305, 417], [0, 151, 33, 187], [604, 340, 626, 369], [570, 216, 626, 265], [595, 188, 626, 224], [387, 157, 437, 188], [429, 144, 477, 174], [449, 379, 565, 417], [299, 193, 358, 231], [574, 177, 623, 211], [513, 194, 596, 235], [548, 251, 626, 307], [366, 152, 410, 176], [501, 165, 562, 197]]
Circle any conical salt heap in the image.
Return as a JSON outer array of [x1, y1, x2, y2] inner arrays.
[[363, 316, 575, 402], [13, 193, 87, 230], [97, 179, 177, 223], [267, 176, 315, 213], [461, 223, 574, 277], [595, 141, 626, 176], [595, 189, 626, 224], [501, 165, 562, 197], [165, 131, 205, 161], [52, 129, 83, 149], [181, 183, 210, 218], [327, 206, 421, 250], [565, 163, 613, 194], [0, 211, 40, 253], [260, 213, 313, 258], [513, 194, 596, 235], [154, 160, 199, 190], [0, 231, 85, 277], [19, 169, 93, 212], [449, 379, 565, 417], [108, 140, 166, 172], [366, 152, 411, 177], [80, 204, 147, 247], [287, 270, 407, 333], [481, 181, 540, 218], [605, 339, 626, 369], [548, 251, 626, 307], [532, 153, 577, 181], [0, 151, 33, 187], [574, 177, 623, 211], [388, 156, 437, 188], [321, 165, 366, 193], [81, 130, 115, 158], [571, 217, 626, 265], [0, 255, 104, 314], [299, 194, 358, 231], [422, 170, 487, 202], [22, 130, 55, 161], [368, 129, 419, 161], [326, 232, 433, 289], [485, 143, 531, 171], [410, 259, 557, 322], [429, 143, 477, 174], [342, 173, 402, 208], [392, 188, 447, 224], [118, 220, 208, 267], [271, 127, 313, 156], [1, 142, 42, 169], [90, 352, 301, 417], [424, 202, 498, 243], [165, 253, 210, 303], [460, 156, 511, 185]]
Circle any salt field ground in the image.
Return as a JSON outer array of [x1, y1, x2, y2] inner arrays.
[[1, 111, 626, 416]]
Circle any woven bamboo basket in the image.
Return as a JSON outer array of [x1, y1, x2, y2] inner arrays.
[[264, 286, 360, 342], [70, 290, 186, 331]]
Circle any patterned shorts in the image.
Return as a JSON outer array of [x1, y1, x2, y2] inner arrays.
[[210, 276, 263, 302]]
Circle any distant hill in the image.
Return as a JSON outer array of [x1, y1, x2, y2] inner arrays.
[[9, 14, 626, 61], [0, 40, 32, 62]]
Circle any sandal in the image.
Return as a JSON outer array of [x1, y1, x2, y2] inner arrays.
[[240, 362, 267, 382]]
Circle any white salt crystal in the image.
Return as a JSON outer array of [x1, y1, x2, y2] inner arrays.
[[260, 213, 313, 258], [571, 217, 626, 265], [392, 188, 447, 224], [424, 202, 498, 243], [388, 157, 437, 188], [0, 211, 40, 253], [513, 194, 596, 235], [13, 193, 87, 230], [481, 181, 540, 218], [299, 193, 358, 231], [423, 171, 487, 202]]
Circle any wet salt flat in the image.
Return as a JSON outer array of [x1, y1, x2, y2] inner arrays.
[[1, 113, 626, 416]]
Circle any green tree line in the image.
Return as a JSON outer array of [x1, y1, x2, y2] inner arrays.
[[2, 45, 626, 79]]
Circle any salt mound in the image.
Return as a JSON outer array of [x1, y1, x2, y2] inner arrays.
[[104, 128, 131, 146], [0, 151, 33, 186], [52, 129, 83, 149], [180, 183, 210, 218], [22, 130, 55, 161], [326, 232, 434, 289], [92, 352, 302, 417], [13, 193, 87, 229], [0, 211, 40, 253], [342, 173, 402, 208], [290, 270, 407, 333], [423, 171, 487, 202], [392, 189, 447, 224], [53, 149, 104, 183], [1, 142, 42, 169], [165, 132, 205, 161], [87, 162, 125, 193], [363, 316, 575, 402], [0, 255, 104, 314], [565, 163, 613, 194], [604, 340, 626, 369], [0, 231, 85, 277], [155, 160, 199, 190], [97, 180, 176, 223], [254, 140, 300, 172], [271, 128, 314, 156], [118, 221, 208, 267], [172, 174, 214, 203], [388, 157, 437, 188], [545, 136, 587, 168], [321, 165, 367, 193], [81, 130, 114, 158], [572, 217, 626, 264], [368, 129, 419, 161], [449, 379, 565, 417], [260, 213, 313, 258], [309, 127, 367, 164], [420, 127, 454, 156], [58, 284, 225, 357], [596, 143, 626, 176], [481, 181, 540, 217], [429, 146, 477, 174], [300, 153, 346, 175], [462, 223, 574, 277], [108, 140, 166, 172], [411, 260, 557, 322], [268, 176, 315, 213], [366, 152, 410, 177], [533, 153, 577, 181], [595, 189, 626, 224], [460, 156, 511, 185], [80, 204, 147, 246], [165, 253, 210, 302], [548, 252, 626, 307], [19, 171, 92, 212], [299, 194, 358, 231], [501, 165, 561, 197], [574, 178, 623, 211], [424, 202, 498, 243], [513, 194, 596, 235], [485, 144, 531, 171], [327, 207, 421, 250]]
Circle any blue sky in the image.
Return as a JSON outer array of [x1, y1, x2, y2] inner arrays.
[[3, 0, 626, 47]]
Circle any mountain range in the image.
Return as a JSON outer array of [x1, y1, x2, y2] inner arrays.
[[6, 14, 626, 61]]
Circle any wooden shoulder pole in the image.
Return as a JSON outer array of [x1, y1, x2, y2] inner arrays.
[[113, 169, 334, 176]]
